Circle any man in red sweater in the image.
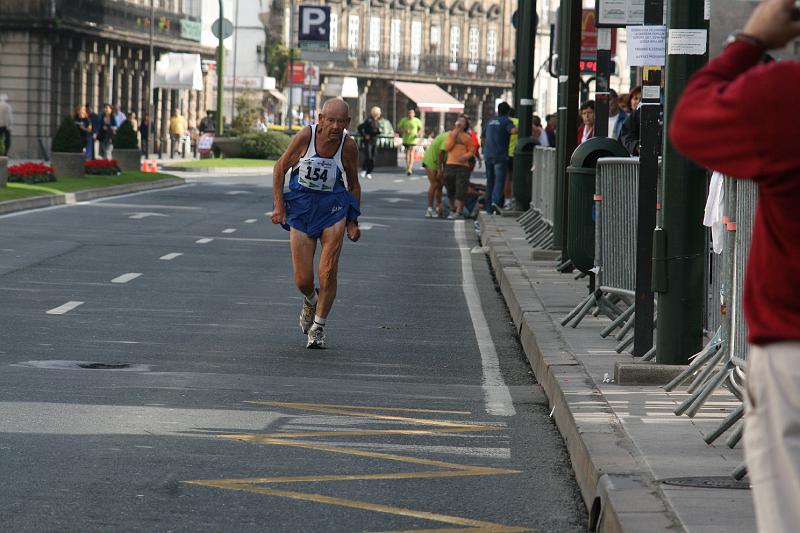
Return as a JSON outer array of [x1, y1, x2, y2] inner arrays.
[[669, 1, 800, 530]]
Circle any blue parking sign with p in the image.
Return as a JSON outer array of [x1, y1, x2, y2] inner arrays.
[[298, 5, 330, 49]]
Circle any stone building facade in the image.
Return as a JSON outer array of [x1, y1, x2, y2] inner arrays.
[[271, 0, 515, 134], [0, 0, 214, 159]]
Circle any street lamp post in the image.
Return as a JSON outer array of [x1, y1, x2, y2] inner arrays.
[[148, 0, 155, 156], [217, 0, 225, 135]]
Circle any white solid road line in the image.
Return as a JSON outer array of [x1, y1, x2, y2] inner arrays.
[[111, 273, 142, 284], [244, 219, 258, 224], [46, 301, 85, 315], [159, 253, 183, 261], [222, 228, 237, 234], [454, 220, 516, 417], [196, 238, 214, 244]]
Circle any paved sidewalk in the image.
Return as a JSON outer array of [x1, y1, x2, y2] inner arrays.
[[478, 213, 754, 533]]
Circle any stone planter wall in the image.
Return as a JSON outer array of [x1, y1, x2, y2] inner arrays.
[[114, 149, 141, 172], [51, 152, 85, 178], [212, 137, 246, 158]]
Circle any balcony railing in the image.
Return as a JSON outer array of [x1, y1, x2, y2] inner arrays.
[[325, 49, 512, 83], [0, 0, 200, 42]]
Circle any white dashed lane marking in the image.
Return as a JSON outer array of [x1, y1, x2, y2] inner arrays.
[[111, 273, 142, 284], [196, 238, 214, 244], [160, 253, 183, 261], [244, 219, 258, 224], [46, 301, 85, 315], [222, 228, 237, 234]]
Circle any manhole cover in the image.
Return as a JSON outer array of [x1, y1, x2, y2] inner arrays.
[[13, 360, 150, 372], [660, 476, 750, 490]]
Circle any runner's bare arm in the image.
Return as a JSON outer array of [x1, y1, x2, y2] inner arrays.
[[342, 136, 361, 242], [271, 126, 312, 225]]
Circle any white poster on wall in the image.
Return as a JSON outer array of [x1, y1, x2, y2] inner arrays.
[[627, 25, 667, 66], [667, 29, 708, 55]]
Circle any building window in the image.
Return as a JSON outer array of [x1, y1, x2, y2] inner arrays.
[[487, 28, 497, 74], [430, 25, 441, 54], [330, 12, 339, 50], [369, 16, 381, 67], [468, 26, 479, 72], [348, 15, 360, 59], [390, 19, 402, 70], [449, 24, 460, 71], [410, 20, 422, 72]]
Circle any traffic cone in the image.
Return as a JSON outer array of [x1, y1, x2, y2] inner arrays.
[[148, 160, 158, 173], [141, 160, 149, 172]]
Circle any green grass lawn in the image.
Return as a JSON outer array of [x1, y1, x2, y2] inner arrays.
[[169, 158, 275, 168], [0, 171, 177, 202]]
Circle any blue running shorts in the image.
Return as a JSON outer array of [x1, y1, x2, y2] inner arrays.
[[280, 189, 360, 239]]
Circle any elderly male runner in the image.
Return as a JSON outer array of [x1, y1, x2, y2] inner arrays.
[[271, 98, 361, 349]]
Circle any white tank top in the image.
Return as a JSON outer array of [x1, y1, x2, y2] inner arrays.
[[291, 125, 349, 192]]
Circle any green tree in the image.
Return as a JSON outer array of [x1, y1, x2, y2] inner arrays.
[[230, 90, 263, 137], [51, 116, 84, 153], [267, 43, 300, 88]]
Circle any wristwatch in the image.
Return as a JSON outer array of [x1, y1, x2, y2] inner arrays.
[[723, 31, 767, 52]]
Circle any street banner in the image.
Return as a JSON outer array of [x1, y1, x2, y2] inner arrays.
[[287, 63, 306, 85], [298, 5, 330, 50], [304, 63, 320, 87]]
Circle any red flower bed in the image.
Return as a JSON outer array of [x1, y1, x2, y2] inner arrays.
[[8, 162, 56, 184], [85, 159, 121, 175]]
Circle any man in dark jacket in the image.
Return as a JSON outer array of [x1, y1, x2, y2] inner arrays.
[[669, 1, 800, 530], [357, 106, 382, 180]]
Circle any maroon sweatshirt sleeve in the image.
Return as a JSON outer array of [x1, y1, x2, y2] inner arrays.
[[669, 41, 800, 180]]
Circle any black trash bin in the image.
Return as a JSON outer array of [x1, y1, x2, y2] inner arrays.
[[511, 137, 538, 210], [565, 137, 630, 273]]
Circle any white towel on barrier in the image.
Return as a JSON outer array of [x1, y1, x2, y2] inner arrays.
[[703, 171, 725, 254]]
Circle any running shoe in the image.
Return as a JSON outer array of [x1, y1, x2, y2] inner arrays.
[[366, 173, 373, 180], [425, 207, 435, 218], [503, 199, 514, 210], [299, 290, 317, 334], [306, 324, 326, 349], [359, 170, 367, 179], [406, 169, 412, 176], [447, 211, 462, 220]]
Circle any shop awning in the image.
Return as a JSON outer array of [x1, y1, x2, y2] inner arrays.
[[322, 76, 359, 99], [392, 82, 464, 113], [267, 88, 287, 102], [153, 53, 203, 91]]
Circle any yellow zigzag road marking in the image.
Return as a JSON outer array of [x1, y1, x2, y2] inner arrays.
[[183, 401, 531, 532]]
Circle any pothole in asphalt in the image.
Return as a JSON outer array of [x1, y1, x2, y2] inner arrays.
[[13, 360, 151, 372]]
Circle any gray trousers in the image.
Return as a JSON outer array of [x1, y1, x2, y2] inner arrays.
[[744, 342, 800, 532]]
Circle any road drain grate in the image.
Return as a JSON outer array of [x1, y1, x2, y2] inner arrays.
[[660, 476, 750, 490]]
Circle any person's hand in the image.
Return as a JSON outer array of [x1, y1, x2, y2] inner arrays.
[[743, 0, 800, 50], [271, 205, 286, 225], [346, 221, 361, 242]]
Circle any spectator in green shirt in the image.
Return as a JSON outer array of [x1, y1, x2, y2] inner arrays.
[[505, 112, 519, 209], [397, 109, 423, 175], [422, 130, 449, 218]]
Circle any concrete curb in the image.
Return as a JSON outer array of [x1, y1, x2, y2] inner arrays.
[[478, 213, 682, 533], [161, 166, 273, 175], [0, 177, 186, 216]]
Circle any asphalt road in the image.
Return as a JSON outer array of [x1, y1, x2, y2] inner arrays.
[[0, 167, 587, 532]]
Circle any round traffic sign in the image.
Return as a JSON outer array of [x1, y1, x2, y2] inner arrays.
[[211, 18, 234, 40]]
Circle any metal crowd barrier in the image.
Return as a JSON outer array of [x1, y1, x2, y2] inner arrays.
[[518, 147, 557, 249], [664, 176, 757, 479], [560, 157, 660, 357]]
